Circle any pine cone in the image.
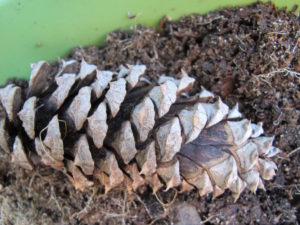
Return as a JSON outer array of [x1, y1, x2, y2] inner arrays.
[[0, 59, 280, 201]]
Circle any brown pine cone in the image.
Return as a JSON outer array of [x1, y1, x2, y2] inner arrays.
[[0, 59, 279, 201]]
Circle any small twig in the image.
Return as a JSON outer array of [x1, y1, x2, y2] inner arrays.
[[154, 189, 178, 210], [201, 213, 220, 224], [287, 147, 300, 158], [197, 15, 224, 25], [133, 192, 153, 219]]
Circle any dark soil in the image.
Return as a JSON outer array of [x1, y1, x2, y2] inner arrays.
[[0, 2, 299, 225]]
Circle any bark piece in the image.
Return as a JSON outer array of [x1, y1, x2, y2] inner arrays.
[[131, 97, 155, 142], [148, 80, 177, 117], [91, 70, 113, 98], [66, 160, 94, 191], [258, 159, 277, 180], [111, 121, 137, 164], [29, 61, 51, 95], [126, 64, 146, 89], [178, 103, 207, 143], [105, 78, 127, 117], [43, 115, 64, 161], [0, 119, 10, 153], [18, 96, 37, 139], [49, 73, 77, 110], [227, 119, 252, 146], [87, 102, 108, 149], [0, 84, 22, 122], [236, 142, 259, 172], [157, 160, 181, 191], [77, 59, 97, 80], [12, 136, 33, 170], [94, 151, 124, 193], [66, 86, 91, 130], [35, 138, 64, 170], [125, 163, 145, 191], [156, 117, 182, 162], [227, 103, 242, 119], [136, 141, 157, 176], [251, 122, 264, 138], [74, 135, 94, 175], [200, 97, 229, 128]]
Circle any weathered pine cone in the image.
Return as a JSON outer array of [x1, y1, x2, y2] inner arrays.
[[0, 60, 280, 201]]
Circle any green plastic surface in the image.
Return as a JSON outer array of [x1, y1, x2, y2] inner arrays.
[[0, 0, 298, 83]]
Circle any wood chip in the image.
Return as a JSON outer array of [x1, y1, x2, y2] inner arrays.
[[49, 73, 77, 110], [12, 136, 33, 170], [66, 86, 91, 130], [87, 102, 108, 149], [148, 80, 177, 117], [111, 121, 137, 164], [126, 64, 146, 89], [74, 135, 94, 175], [18, 96, 37, 139], [131, 97, 155, 142], [29, 61, 51, 95], [156, 117, 182, 162], [43, 115, 64, 161], [0, 84, 22, 122], [178, 103, 207, 143], [136, 141, 157, 176], [91, 70, 113, 98], [105, 78, 127, 117]]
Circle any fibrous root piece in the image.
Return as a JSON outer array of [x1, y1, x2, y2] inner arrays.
[[1, 62, 280, 201]]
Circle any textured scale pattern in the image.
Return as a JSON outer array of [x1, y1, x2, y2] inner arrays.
[[0, 60, 280, 201]]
